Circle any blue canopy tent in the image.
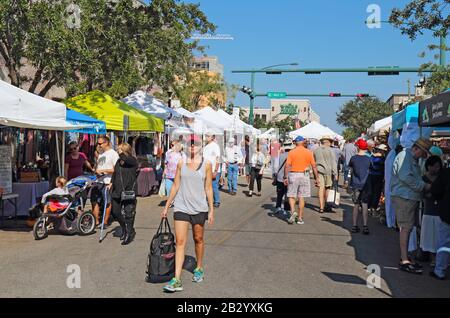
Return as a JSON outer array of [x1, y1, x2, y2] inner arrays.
[[66, 109, 107, 135]]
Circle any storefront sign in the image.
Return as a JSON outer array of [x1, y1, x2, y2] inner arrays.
[[0, 145, 12, 194], [419, 91, 450, 127], [280, 103, 299, 115]]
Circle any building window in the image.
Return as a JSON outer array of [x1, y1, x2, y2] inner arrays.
[[255, 115, 260, 120], [272, 107, 275, 112], [262, 115, 267, 122], [304, 107, 307, 112]]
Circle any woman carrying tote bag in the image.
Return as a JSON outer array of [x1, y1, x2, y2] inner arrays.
[[111, 143, 138, 245], [161, 134, 214, 293]]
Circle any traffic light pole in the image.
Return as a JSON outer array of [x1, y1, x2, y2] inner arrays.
[[249, 71, 255, 125], [440, 35, 447, 67], [253, 93, 372, 98]]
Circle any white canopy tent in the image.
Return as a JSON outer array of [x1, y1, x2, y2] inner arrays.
[[258, 128, 277, 139], [193, 107, 231, 131], [122, 90, 182, 121], [216, 109, 261, 135], [289, 121, 343, 141], [367, 116, 392, 137], [0, 80, 88, 176]]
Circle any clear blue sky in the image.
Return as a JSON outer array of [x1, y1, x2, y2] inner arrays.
[[149, 0, 440, 133]]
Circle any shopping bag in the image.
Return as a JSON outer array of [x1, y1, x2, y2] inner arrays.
[[145, 218, 175, 283], [158, 178, 166, 197], [326, 182, 340, 208]]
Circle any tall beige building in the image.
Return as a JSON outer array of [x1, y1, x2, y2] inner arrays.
[[241, 99, 320, 123]]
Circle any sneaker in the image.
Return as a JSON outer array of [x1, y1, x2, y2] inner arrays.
[[274, 207, 283, 214], [288, 212, 298, 225], [192, 267, 205, 283], [163, 278, 183, 293], [214, 203, 220, 208], [296, 218, 305, 225]]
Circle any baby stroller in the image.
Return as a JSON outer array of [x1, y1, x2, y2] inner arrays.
[[33, 175, 97, 240]]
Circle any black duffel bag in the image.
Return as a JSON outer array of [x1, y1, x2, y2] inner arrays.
[[145, 218, 176, 283]]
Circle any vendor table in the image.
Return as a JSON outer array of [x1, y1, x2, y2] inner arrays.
[[137, 168, 159, 197], [0, 193, 19, 227], [3, 181, 49, 217]]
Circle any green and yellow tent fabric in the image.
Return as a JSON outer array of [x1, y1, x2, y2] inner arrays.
[[65, 90, 164, 132]]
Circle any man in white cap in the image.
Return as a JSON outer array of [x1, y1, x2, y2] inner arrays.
[[223, 137, 243, 195], [203, 130, 222, 208]]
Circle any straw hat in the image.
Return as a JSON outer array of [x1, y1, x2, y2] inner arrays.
[[320, 135, 334, 142], [413, 138, 432, 154], [376, 144, 388, 152]]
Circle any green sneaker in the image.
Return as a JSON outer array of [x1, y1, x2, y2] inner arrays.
[[192, 267, 204, 283], [163, 278, 183, 293]]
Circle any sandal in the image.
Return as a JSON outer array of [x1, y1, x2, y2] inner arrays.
[[363, 226, 370, 235], [399, 262, 423, 274], [351, 226, 360, 233], [319, 209, 324, 214]]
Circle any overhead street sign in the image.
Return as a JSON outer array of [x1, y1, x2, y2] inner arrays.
[[267, 92, 287, 99]]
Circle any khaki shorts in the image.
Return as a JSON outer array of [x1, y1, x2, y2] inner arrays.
[[318, 173, 333, 188], [287, 173, 311, 198], [392, 196, 419, 230]]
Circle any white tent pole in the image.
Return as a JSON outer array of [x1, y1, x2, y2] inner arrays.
[[62, 132, 65, 178], [55, 131, 61, 176]]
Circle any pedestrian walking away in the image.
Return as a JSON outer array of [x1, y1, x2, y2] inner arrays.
[[367, 144, 387, 214], [274, 141, 294, 215], [110, 143, 138, 245], [349, 139, 372, 235], [161, 134, 214, 293], [313, 135, 338, 213], [284, 136, 319, 225], [342, 139, 357, 188]]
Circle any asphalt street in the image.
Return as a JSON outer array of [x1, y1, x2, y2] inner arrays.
[[0, 176, 449, 298]]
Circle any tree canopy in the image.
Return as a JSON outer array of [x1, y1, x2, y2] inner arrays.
[[336, 97, 393, 141], [0, 0, 215, 98]]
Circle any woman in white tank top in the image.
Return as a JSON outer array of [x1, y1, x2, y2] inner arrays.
[[161, 134, 214, 293]]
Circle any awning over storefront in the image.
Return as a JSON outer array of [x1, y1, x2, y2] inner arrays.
[[419, 90, 450, 127], [65, 91, 164, 132]]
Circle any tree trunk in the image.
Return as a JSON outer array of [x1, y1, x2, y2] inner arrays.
[[28, 67, 44, 94], [38, 78, 57, 97]]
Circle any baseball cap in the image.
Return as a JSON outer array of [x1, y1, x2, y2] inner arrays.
[[430, 145, 443, 157], [294, 136, 305, 143], [355, 139, 368, 150], [186, 134, 202, 144]]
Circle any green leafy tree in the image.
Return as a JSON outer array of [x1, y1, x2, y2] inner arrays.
[[390, 1, 450, 95], [336, 97, 393, 141], [0, 0, 215, 98]]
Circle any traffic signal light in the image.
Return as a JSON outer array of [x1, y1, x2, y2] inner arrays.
[[356, 94, 370, 98], [329, 93, 341, 97]]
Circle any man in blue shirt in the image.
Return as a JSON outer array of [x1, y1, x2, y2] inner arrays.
[[391, 138, 432, 274], [349, 139, 372, 235]]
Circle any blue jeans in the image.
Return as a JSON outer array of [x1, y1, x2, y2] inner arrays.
[[213, 172, 221, 204], [227, 164, 239, 193], [434, 221, 450, 278], [165, 178, 174, 196]]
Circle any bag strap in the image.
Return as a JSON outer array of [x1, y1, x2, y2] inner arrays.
[[277, 158, 287, 175]]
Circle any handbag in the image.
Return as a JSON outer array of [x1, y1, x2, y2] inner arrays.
[[326, 181, 340, 208], [145, 218, 176, 283], [120, 167, 136, 201]]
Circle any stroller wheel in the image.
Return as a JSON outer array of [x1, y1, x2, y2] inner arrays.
[[33, 218, 48, 240], [78, 212, 96, 235]]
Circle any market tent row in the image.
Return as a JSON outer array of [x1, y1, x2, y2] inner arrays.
[[65, 90, 164, 132], [289, 121, 343, 141], [122, 90, 183, 121]]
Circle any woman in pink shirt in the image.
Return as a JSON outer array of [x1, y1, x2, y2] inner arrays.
[[64, 141, 95, 180]]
